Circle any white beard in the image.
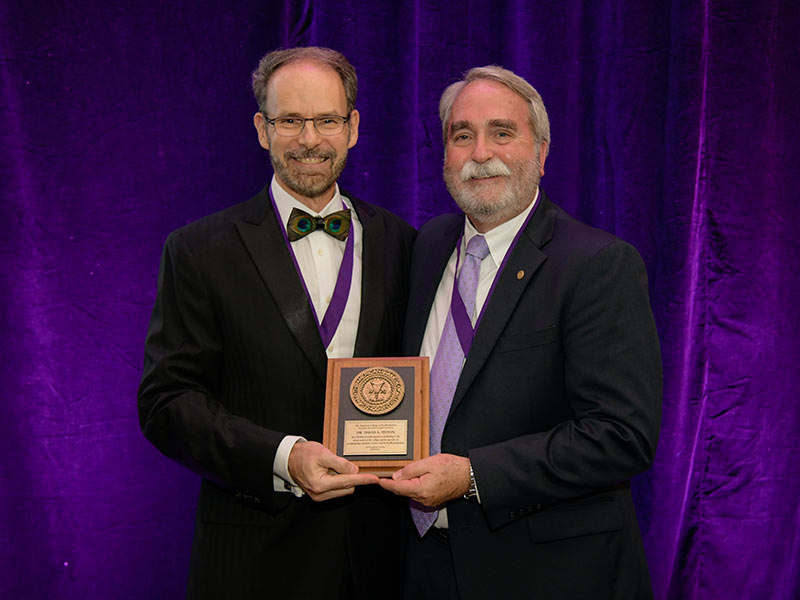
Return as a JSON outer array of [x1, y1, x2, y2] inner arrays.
[[444, 156, 541, 225]]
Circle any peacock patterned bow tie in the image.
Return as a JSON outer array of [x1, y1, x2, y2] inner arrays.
[[287, 207, 351, 242]]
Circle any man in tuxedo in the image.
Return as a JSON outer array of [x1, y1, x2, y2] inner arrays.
[[138, 47, 414, 599], [380, 66, 662, 599]]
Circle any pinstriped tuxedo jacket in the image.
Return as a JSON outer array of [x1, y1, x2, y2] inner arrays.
[[139, 185, 415, 599]]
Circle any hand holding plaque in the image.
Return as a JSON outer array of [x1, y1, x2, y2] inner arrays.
[[287, 440, 379, 501], [323, 357, 429, 477]]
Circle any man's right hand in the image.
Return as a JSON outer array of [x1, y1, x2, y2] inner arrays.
[[288, 441, 379, 501]]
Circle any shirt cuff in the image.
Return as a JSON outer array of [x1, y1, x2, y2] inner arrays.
[[272, 435, 306, 497]]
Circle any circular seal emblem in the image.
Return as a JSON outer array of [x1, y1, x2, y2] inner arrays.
[[349, 367, 405, 415]]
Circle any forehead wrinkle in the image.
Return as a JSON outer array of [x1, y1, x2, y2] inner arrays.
[[449, 117, 519, 135], [273, 109, 341, 118], [266, 61, 348, 117]]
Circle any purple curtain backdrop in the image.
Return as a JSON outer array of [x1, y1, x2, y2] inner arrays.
[[2, 1, 798, 598]]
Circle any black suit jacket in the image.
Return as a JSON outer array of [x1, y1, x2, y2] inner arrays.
[[404, 192, 662, 599], [139, 186, 415, 599]]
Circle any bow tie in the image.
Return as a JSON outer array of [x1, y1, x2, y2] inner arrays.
[[287, 207, 351, 242]]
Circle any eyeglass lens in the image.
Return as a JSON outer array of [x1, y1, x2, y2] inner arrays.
[[272, 117, 346, 136]]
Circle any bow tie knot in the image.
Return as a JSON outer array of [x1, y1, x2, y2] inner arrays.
[[287, 207, 351, 241]]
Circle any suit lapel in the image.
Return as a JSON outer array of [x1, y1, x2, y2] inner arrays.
[[235, 188, 327, 383], [352, 197, 385, 356], [404, 215, 464, 355], [449, 195, 558, 417]]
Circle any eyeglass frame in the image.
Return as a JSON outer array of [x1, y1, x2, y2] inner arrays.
[[264, 114, 352, 137]]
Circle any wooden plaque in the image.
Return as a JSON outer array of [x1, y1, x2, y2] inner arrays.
[[323, 357, 429, 477]]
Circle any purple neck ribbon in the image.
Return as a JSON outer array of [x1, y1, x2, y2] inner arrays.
[[449, 200, 540, 356], [268, 187, 354, 349]]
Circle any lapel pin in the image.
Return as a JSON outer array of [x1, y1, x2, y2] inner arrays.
[[517, 270, 525, 280]]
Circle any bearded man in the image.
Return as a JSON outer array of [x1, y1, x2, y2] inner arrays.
[[379, 66, 662, 600], [138, 47, 414, 599]]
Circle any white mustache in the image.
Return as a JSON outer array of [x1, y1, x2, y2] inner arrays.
[[460, 158, 511, 181]]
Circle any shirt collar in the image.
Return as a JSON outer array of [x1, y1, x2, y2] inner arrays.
[[463, 187, 540, 267]]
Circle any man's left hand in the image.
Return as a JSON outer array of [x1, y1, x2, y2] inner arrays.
[[378, 454, 470, 507]]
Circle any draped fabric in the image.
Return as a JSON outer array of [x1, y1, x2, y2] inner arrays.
[[2, 2, 798, 598]]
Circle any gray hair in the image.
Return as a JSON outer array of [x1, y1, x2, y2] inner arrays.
[[439, 65, 550, 154], [251, 47, 357, 116]]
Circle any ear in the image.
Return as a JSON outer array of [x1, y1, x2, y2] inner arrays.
[[346, 109, 360, 149], [538, 141, 548, 176], [254, 112, 270, 150]]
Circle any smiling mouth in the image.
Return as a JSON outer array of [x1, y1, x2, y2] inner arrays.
[[469, 175, 503, 181], [293, 157, 328, 165]]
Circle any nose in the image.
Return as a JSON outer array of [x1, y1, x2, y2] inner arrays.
[[471, 132, 493, 163], [298, 119, 322, 147]]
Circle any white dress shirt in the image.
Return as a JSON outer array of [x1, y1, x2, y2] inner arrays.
[[269, 177, 364, 495], [419, 189, 540, 527]]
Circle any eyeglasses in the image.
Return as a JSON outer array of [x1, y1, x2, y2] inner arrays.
[[265, 115, 350, 137]]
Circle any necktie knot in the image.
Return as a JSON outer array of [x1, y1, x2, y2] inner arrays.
[[466, 234, 489, 260], [287, 207, 351, 241]]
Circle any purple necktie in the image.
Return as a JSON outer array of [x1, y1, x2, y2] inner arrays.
[[412, 234, 490, 536]]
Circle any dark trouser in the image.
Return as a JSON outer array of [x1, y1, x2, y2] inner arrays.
[[404, 522, 460, 600]]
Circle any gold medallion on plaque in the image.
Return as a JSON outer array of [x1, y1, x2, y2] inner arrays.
[[349, 367, 405, 415]]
